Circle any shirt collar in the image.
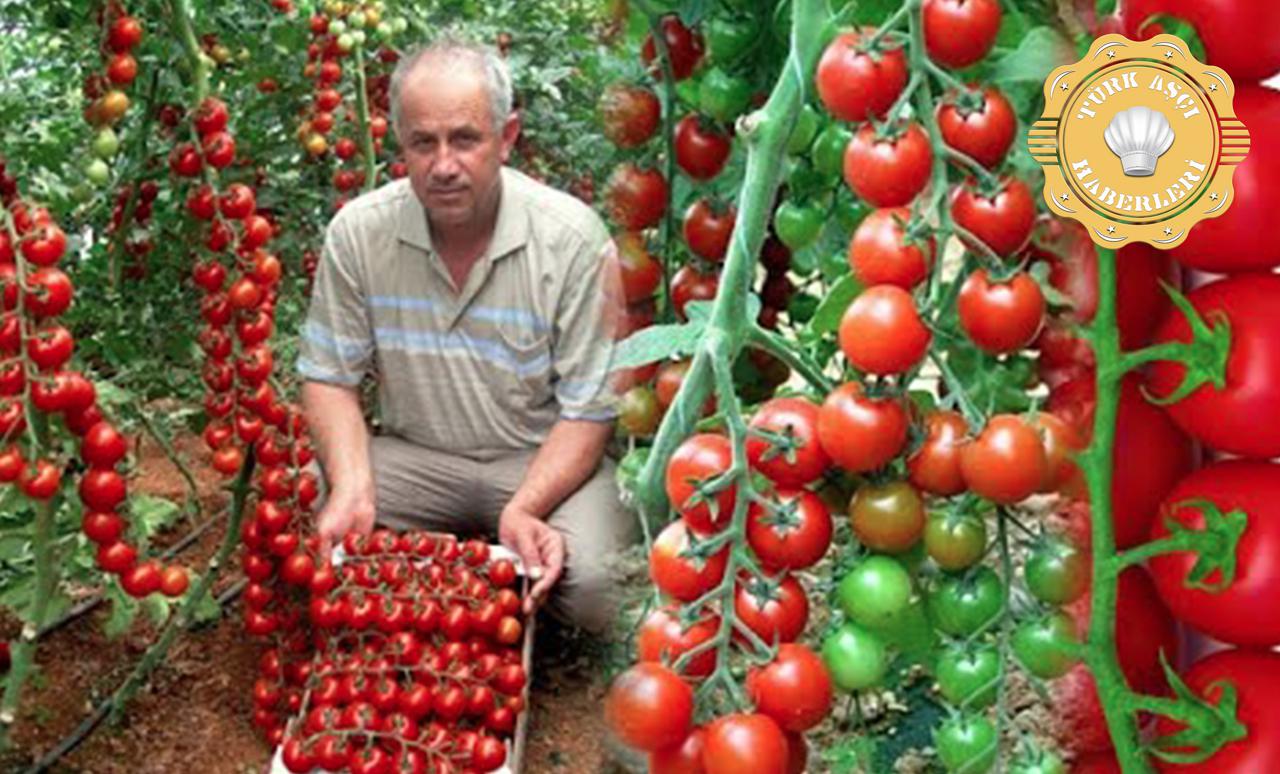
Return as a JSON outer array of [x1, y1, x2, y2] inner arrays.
[[397, 167, 529, 261]]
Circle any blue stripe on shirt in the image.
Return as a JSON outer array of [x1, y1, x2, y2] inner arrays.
[[302, 320, 373, 360], [368, 296, 551, 334], [297, 356, 363, 385]]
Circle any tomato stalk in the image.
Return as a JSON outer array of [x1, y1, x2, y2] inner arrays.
[[1076, 246, 1152, 772], [351, 42, 379, 194], [107, 446, 256, 721], [125, 399, 202, 520], [0, 210, 63, 749], [633, 0, 679, 325], [167, 0, 211, 105], [104, 70, 161, 293]]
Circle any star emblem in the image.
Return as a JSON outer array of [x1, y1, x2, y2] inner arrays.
[[1107, 225, 1116, 234], [1164, 227, 1174, 236], [1164, 50, 1175, 59], [1059, 193, 1069, 201], [1210, 192, 1220, 200], [1209, 84, 1219, 92], [1107, 50, 1117, 59], [1061, 82, 1070, 91]]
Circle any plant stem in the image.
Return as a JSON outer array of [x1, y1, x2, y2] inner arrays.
[[1079, 247, 1152, 773], [635, 0, 679, 324], [632, 0, 827, 524], [107, 448, 256, 722], [352, 43, 379, 193], [169, 0, 210, 105]]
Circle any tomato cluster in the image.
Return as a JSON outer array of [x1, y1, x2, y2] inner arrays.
[[299, 4, 405, 211], [81, 3, 144, 188], [0, 180, 188, 599], [277, 530, 528, 774]]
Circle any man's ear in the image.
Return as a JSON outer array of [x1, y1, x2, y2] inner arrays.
[[499, 112, 521, 163]]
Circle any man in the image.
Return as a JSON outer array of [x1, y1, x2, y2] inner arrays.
[[298, 39, 633, 633]]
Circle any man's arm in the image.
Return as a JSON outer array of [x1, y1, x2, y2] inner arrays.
[[303, 380, 376, 555], [499, 418, 612, 611]]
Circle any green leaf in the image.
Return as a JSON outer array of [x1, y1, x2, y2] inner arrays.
[[130, 495, 183, 539], [612, 321, 706, 370], [990, 27, 1075, 87], [103, 581, 139, 639], [187, 574, 224, 627], [809, 273, 863, 336]]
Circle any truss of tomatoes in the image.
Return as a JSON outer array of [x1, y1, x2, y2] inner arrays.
[[277, 530, 530, 774], [0, 193, 189, 599]]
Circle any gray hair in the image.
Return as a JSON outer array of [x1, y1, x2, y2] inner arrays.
[[389, 38, 514, 135]]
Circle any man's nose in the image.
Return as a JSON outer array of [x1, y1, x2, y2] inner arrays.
[[431, 146, 461, 179]]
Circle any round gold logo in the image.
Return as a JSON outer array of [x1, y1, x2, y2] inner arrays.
[[1030, 34, 1249, 248]]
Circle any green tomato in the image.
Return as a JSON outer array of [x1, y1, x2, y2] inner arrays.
[[1008, 749, 1068, 774], [348, 10, 367, 28], [1012, 612, 1080, 679], [773, 199, 824, 251], [1024, 537, 1089, 606], [337, 33, 355, 52], [329, 18, 347, 35], [810, 122, 851, 179], [832, 187, 868, 233], [927, 566, 1006, 637], [351, 29, 367, 46], [934, 714, 998, 774], [376, 21, 394, 39], [786, 159, 831, 199], [838, 555, 913, 628], [924, 511, 988, 572], [788, 292, 819, 323], [92, 128, 120, 159], [85, 158, 111, 187], [935, 643, 1001, 709], [787, 104, 821, 155], [391, 17, 408, 33], [705, 17, 757, 65], [699, 68, 753, 124], [822, 621, 888, 691]]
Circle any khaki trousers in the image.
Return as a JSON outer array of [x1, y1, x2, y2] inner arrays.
[[326, 434, 638, 634]]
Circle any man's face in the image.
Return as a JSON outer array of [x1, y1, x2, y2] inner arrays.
[[397, 64, 519, 232]]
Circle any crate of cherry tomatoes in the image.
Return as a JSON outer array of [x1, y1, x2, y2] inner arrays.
[[273, 529, 533, 774]]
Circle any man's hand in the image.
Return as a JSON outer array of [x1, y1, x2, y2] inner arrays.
[[315, 488, 376, 558], [498, 506, 565, 614]]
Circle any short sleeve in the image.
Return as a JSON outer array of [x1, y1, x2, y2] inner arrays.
[[551, 233, 622, 422], [297, 217, 374, 386]]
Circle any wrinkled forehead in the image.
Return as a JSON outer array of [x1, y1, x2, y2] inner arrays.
[[398, 56, 496, 133]]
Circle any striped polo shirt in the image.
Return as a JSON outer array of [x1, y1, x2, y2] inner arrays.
[[298, 167, 619, 458]]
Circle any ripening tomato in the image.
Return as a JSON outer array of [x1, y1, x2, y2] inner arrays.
[[194, 97, 230, 136], [843, 122, 932, 208], [1125, 1, 1280, 82], [19, 458, 62, 500], [666, 433, 736, 534], [734, 573, 809, 644], [1146, 273, 1280, 459], [848, 208, 934, 290], [960, 414, 1048, 504], [649, 727, 706, 774], [641, 16, 705, 81], [817, 381, 909, 473], [1148, 461, 1280, 647], [746, 644, 833, 732], [848, 480, 926, 553], [670, 264, 719, 321], [605, 662, 694, 751], [951, 177, 1035, 257], [201, 131, 236, 169], [701, 713, 789, 774], [683, 200, 736, 263], [601, 83, 661, 148], [923, 0, 1002, 68], [937, 86, 1015, 169], [675, 115, 731, 181], [616, 232, 661, 304], [20, 223, 67, 266], [907, 410, 970, 496], [746, 397, 829, 487], [107, 16, 144, 53], [815, 29, 907, 123], [746, 489, 832, 571], [650, 520, 728, 601], [80, 469, 127, 511], [957, 269, 1045, 354], [838, 285, 930, 375], [605, 164, 668, 231], [121, 561, 162, 597], [637, 606, 719, 678]]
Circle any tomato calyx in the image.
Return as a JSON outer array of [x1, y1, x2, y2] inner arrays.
[[1134, 283, 1231, 406], [1147, 654, 1247, 766], [1144, 498, 1247, 594]]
